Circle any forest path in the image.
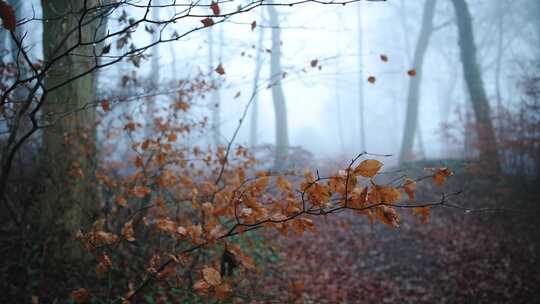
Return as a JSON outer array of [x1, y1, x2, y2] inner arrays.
[[268, 176, 540, 303]]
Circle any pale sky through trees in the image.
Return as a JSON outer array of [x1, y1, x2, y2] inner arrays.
[[15, 0, 537, 163]]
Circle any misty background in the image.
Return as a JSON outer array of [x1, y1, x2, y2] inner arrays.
[[10, 0, 538, 165]]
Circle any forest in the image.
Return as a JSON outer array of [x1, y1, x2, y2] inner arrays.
[[0, 0, 539, 303]]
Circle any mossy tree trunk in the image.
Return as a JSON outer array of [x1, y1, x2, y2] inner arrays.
[[41, 0, 108, 260]]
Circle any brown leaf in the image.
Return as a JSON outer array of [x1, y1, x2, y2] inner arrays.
[[354, 159, 383, 177], [167, 132, 177, 142], [376, 206, 400, 228], [413, 206, 430, 224], [122, 220, 135, 242], [215, 63, 225, 75], [216, 282, 232, 299], [407, 69, 417, 77], [201, 17, 214, 27], [380, 54, 388, 62], [101, 99, 110, 112], [251, 20, 257, 31], [432, 167, 452, 186], [310, 59, 318, 68], [202, 266, 221, 286], [377, 185, 401, 203], [133, 185, 151, 198], [0, 1, 16, 31], [210, 2, 220, 15], [403, 178, 416, 200], [367, 76, 376, 84], [193, 280, 210, 294]]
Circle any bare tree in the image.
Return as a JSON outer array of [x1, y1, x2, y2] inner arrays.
[[399, 0, 437, 164], [208, 20, 223, 148], [267, 1, 289, 171], [146, 0, 160, 137], [357, 2, 366, 152], [250, 11, 265, 148], [451, 0, 500, 172]]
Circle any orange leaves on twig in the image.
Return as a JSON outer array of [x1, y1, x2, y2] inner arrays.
[[349, 186, 368, 208], [277, 175, 292, 193], [175, 100, 190, 111], [376, 206, 400, 228], [377, 185, 401, 204], [413, 206, 430, 224], [0, 1, 16, 31], [403, 178, 416, 201], [132, 185, 151, 198], [156, 218, 177, 235], [354, 159, 383, 177], [307, 183, 330, 206], [291, 218, 315, 235], [431, 167, 453, 186], [122, 220, 135, 242]]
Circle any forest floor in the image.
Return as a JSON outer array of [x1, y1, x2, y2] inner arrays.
[[258, 169, 540, 303]]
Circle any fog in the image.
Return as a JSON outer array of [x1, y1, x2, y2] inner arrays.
[[10, 0, 537, 165], [1, 0, 539, 302]]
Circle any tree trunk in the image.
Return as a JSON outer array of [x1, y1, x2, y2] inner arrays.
[[451, 0, 500, 172], [250, 10, 265, 147], [147, 1, 160, 137], [208, 23, 223, 147], [335, 10, 345, 153], [357, 2, 366, 152], [267, 3, 289, 171], [399, 0, 437, 164], [41, 0, 107, 260]]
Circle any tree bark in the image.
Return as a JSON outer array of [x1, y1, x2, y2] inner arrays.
[[41, 0, 108, 259], [399, 0, 437, 164], [451, 0, 500, 172], [267, 3, 289, 171]]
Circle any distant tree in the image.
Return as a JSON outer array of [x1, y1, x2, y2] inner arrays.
[[399, 0, 437, 164], [267, 1, 290, 171], [357, 2, 366, 152], [250, 11, 265, 148], [451, 0, 500, 172]]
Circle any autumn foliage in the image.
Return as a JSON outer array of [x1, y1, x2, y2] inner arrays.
[[67, 81, 457, 302]]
